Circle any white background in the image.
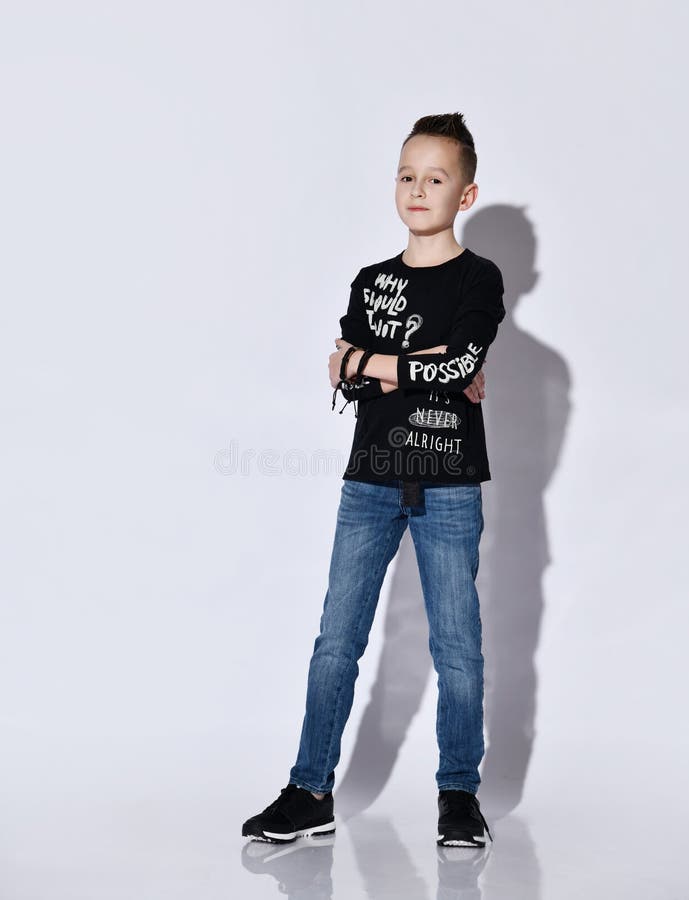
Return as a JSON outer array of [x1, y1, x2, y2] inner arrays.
[[1, 2, 688, 898]]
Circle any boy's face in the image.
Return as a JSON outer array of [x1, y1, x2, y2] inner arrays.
[[395, 134, 477, 235]]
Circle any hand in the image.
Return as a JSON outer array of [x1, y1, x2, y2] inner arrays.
[[329, 342, 359, 389], [463, 367, 486, 403]]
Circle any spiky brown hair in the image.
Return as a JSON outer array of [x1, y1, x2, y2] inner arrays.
[[402, 112, 477, 185]]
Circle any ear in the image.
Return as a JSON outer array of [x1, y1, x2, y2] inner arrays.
[[459, 182, 479, 211]]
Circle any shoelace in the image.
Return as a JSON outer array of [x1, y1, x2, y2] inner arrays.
[[473, 801, 493, 843], [263, 785, 297, 816]]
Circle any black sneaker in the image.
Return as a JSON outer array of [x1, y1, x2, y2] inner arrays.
[[242, 784, 336, 844], [437, 789, 493, 847]]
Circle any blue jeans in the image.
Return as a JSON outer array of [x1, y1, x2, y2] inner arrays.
[[289, 478, 485, 795]]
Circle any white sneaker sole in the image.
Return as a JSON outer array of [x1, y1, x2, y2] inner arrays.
[[260, 821, 336, 842], [437, 833, 486, 847]]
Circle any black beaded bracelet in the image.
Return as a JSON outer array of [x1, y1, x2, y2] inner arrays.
[[332, 345, 376, 414], [354, 348, 375, 381], [339, 345, 359, 383], [332, 345, 360, 413]]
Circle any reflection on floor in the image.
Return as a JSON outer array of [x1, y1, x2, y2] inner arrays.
[[2, 735, 686, 899]]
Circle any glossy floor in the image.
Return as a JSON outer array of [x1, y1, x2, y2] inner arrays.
[[2, 732, 686, 899]]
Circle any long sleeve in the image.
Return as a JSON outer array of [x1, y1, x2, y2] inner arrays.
[[338, 375, 385, 403], [338, 270, 385, 403], [396, 261, 505, 392]]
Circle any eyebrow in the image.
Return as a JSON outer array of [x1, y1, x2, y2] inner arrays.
[[398, 165, 451, 178]]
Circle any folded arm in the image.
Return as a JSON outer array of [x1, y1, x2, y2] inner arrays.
[[335, 337, 458, 401], [337, 274, 395, 403], [337, 262, 505, 394], [347, 312, 493, 391]]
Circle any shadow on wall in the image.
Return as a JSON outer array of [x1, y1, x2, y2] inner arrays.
[[335, 204, 572, 821]]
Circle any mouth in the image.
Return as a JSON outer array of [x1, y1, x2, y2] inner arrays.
[[408, 207, 429, 211]]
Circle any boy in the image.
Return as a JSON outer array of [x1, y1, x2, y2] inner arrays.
[[242, 112, 505, 847]]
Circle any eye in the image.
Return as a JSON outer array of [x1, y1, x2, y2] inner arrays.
[[399, 175, 442, 184]]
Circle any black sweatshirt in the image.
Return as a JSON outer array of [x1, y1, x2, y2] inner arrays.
[[337, 247, 505, 485]]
